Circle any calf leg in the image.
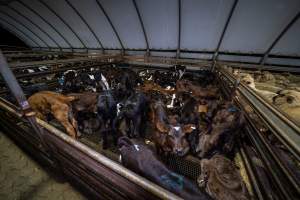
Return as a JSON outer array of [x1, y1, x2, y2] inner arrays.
[[68, 108, 80, 137], [35, 111, 46, 121], [97, 115, 108, 149], [111, 118, 119, 146], [52, 104, 77, 139], [133, 116, 142, 138]]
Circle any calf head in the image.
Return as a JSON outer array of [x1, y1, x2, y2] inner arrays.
[[198, 103, 244, 158], [155, 110, 195, 156], [241, 74, 255, 89], [198, 155, 250, 200], [273, 89, 300, 108], [118, 137, 155, 172]]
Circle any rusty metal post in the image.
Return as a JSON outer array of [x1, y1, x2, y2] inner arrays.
[[0, 50, 48, 150]]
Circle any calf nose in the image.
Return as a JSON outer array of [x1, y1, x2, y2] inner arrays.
[[176, 149, 183, 156]]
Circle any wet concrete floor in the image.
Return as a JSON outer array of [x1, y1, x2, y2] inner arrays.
[[0, 132, 87, 200]]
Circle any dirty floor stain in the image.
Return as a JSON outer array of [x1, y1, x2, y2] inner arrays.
[[0, 132, 87, 200]]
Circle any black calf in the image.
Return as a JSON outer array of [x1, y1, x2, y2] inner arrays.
[[118, 137, 211, 200]]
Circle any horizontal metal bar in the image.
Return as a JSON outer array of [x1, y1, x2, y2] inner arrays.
[[222, 70, 300, 161], [217, 61, 300, 73], [5, 52, 73, 58], [0, 45, 30, 49], [35, 118, 182, 200], [10, 57, 108, 69], [37, 47, 300, 60]]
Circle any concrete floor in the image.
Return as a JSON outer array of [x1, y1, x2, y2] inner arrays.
[[0, 132, 87, 200]]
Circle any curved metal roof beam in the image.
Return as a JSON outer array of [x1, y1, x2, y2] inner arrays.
[[64, 0, 104, 53], [132, 0, 149, 55], [37, 0, 88, 51], [211, 0, 239, 70], [0, 10, 49, 49], [94, 0, 125, 53], [16, 0, 74, 51], [0, 19, 40, 48], [6, 4, 61, 50], [260, 11, 300, 65], [177, 0, 181, 58]]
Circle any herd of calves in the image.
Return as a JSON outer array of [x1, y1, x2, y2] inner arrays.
[[225, 66, 300, 124], [26, 65, 252, 199]]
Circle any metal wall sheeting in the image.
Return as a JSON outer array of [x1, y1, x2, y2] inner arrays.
[[0, 0, 299, 65]]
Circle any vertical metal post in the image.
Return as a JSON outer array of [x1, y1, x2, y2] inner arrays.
[[176, 0, 181, 59], [0, 50, 47, 149], [211, 0, 238, 71], [259, 12, 300, 65]]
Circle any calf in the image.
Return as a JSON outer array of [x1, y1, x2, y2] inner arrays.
[[273, 89, 300, 124], [241, 73, 277, 103], [151, 100, 195, 156], [118, 137, 211, 200], [196, 102, 244, 158], [197, 155, 250, 200], [68, 92, 99, 134], [138, 69, 154, 82], [153, 70, 178, 88], [59, 70, 78, 93], [176, 80, 219, 99], [75, 73, 97, 92], [115, 91, 148, 138], [137, 81, 175, 96], [28, 91, 79, 138], [97, 90, 117, 149]]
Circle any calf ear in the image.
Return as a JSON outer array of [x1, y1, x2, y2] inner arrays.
[[183, 124, 196, 134], [156, 121, 170, 133]]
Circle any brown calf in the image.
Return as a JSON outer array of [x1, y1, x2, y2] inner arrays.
[[176, 80, 219, 99], [151, 100, 195, 156], [198, 155, 250, 200], [197, 102, 244, 158], [137, 81, 175, 96], [28, 91, 79, 138]]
